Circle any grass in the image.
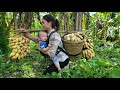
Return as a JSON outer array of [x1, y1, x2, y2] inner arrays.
[[0, 39, 120, 78]]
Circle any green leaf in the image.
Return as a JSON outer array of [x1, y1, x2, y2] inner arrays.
[[109, 68, 120, 78]]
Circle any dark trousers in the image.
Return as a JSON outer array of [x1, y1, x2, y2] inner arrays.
[[43, 58, 69, 75]]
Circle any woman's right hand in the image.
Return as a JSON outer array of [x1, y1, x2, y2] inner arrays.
[[18, 28, 29, 38], [18, 28, 36, 42], [18, 28, 29, 33]]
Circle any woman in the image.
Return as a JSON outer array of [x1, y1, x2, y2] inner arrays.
[[20, 14, 69, 75]]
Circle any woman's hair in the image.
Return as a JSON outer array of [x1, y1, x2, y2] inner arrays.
[[43, 14, 60, 31]]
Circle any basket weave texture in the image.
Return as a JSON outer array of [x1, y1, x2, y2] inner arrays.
[[62, 33, 84, 56]]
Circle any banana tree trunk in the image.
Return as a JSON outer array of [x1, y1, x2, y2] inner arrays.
[[66, 12, 70, 33], [100, 21, 107, 40], [64, 12, 67, 33], [59, 12, 64, 33], [78, 12, 83, 31], [73, 12, 76, 31], [94, 16, 99, 37], [76, 12, 79, 31], [13, 12, 18, 30], [85, 12, 90, 30], [0, 12, 8, 55], [73, 12, 83, 32]]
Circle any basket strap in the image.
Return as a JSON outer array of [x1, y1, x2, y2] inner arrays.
[[56, 46, 82, 56], [56, 46, 69, 56], [46, 30, 57, 46]]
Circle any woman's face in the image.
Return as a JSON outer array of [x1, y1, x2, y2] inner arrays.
[[42, 19, 51, 31]]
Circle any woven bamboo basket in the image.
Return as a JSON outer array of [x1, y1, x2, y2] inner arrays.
[[62, 33, 84, 56]]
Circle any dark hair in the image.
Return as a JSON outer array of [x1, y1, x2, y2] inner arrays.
[[43, 14, 60, 31]]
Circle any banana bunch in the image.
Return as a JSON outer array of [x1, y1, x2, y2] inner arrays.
[[82, 38, 95, 59], [83, 38, 93, 49], [63, 32, 84, 43], [9, 34, 31, 60], [82, 48, 95, 60]]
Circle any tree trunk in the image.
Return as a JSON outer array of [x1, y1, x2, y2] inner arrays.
[[59, 12, 64, 32], [85, 12, 90, 30], [24, 12, 33, 29], [78, 12, 83, 31], [100, 21, 107, 40], [0, 12, 8, 55], [105, 21, 108, 39], [66, 12, 70, 33], [59, 12, 62, 31], [76, 12, 79, 31], [13, 12, 18, 30], [17, 12, 22, 28], [73, 12, 76, 31], [73, 12, 83, 32], [17, 12, 33, 29], [94, 26, 96, 38], [64, 12, 67, 33], [95, 16, 99, 37], [6, 18, 14, 38]]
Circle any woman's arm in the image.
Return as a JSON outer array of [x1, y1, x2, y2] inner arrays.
[[24, 32, 36, 41], [19, 28, 39, 43], [38, 42, 41, 51], [40, 50, 49, 55], [41, 47, 50, 52]]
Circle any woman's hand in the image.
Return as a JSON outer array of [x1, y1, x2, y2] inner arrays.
[[18, 28, 29, 33], [48, 44, 51, 47], [18, 28, 29, 38]]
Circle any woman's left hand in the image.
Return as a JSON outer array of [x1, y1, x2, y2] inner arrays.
[[48, 44, 51, 47]]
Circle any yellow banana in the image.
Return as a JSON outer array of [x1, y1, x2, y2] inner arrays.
[[13, 49, 18, 53], [18, 55, 21, 60], [82, 50, 86, 57], [11, 45, 18, 49], [77, 32, 83, 35], [17, 49, 21, 53], [78, 35, 83, 40], [15, 53, 19, 58], [87, 49, 92, 55], [88, 42, 93, 46], [9, 52, 15, 57], [11, 56, 16, 60]]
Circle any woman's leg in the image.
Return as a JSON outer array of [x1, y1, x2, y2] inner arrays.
[[60, 58, 69, 68], [43, 63, 58, 75], [43, 58, 70, 75]]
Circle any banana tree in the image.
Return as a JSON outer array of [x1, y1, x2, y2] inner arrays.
[[89, 12, 111, 40], [73, 12, 83, 32], [0, 12, 8, 54], [98, 12, 111, 40]]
